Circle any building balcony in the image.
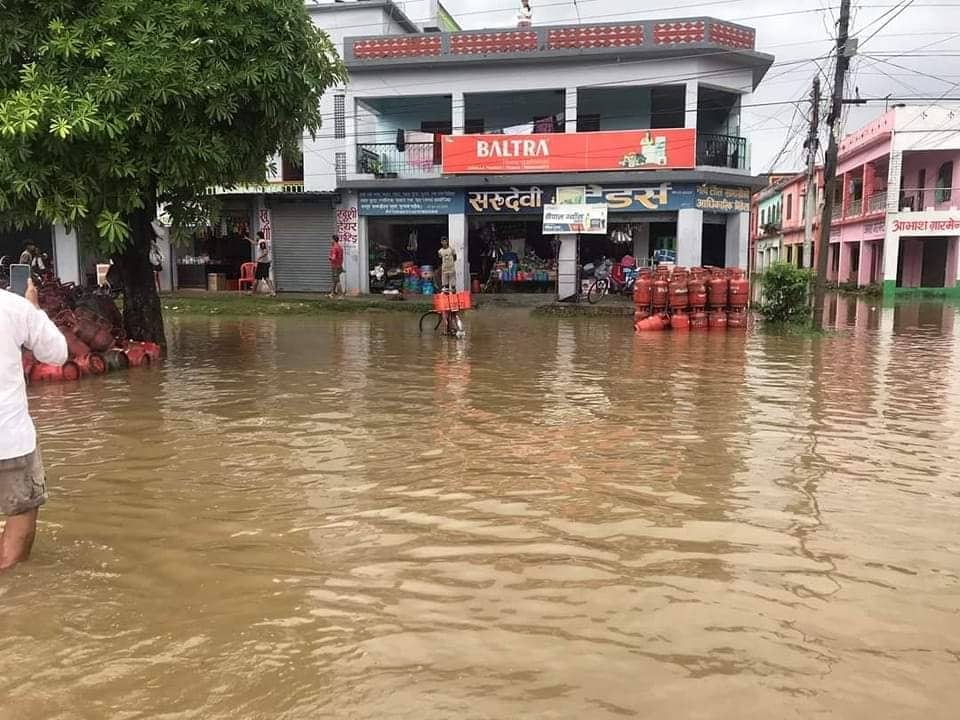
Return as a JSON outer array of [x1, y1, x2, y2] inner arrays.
[[831, 205, 843, 220], [846, 198, 863, 217], [696, 133, 748, 170], [867, 191, 886, 213], [357, 142, 442, 178]]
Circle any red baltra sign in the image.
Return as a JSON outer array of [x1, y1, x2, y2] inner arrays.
[[442, 129, 696, 174]]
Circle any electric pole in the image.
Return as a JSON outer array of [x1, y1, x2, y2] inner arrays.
[[813, 0, 853, 330], [803, 77, 821, 269]]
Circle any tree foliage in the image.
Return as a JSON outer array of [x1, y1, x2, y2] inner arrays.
[[759, 262, 813, 325], [0, 0, 346, 249]]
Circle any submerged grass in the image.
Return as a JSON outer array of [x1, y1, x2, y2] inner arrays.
[[161, 293, 432, 317]]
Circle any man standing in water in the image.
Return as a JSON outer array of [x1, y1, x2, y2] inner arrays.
[[0, 280, 67, 570], [438, 236, 457, 291]]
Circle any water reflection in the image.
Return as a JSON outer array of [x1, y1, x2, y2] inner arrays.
[[2, 299, 960, 719]]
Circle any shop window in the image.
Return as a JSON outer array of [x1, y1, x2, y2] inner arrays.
[[936, 161, 953, 203], [577, 114, 601, 132], [465, 118, 484, 134], [786, 194, 792, 220]]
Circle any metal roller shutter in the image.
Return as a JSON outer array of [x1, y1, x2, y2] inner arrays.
[[271, 198, 335, 292]]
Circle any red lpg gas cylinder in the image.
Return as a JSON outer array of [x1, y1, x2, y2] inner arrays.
[[634, 308, 651, 322], [708, 310, 728, 330], [637, 315, 666, 332], [670, 312, 691, 331], [669, 276, 689, 311], [31, 361, 81, 383], [651, 275, 669, 311], [728, 270, 749, 309], [74, 353, 108, 376], [687, 277, 707, 309], [633, 271, 653, 307], [690, 310, 709, 329], [125, 344, 149, 368], [61, 329, 91, 360], [727, 309, 748, 329], [707, 274, 729, 309]]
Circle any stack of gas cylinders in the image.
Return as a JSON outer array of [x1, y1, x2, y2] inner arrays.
[[633, 266, 749, 333], [15, 277, 162, 383]]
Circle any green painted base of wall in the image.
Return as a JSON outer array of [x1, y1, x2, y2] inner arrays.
[[882, 280, 960, 299]]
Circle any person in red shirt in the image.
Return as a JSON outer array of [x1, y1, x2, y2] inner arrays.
[[329, 234, 344, 298]]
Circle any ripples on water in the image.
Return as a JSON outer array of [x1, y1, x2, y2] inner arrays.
[[2, 297, 959, 719]]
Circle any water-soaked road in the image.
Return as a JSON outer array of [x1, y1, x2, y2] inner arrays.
[[2, 298, 959, 719]]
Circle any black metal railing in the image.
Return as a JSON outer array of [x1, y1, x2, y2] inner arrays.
[[696, 133, 748, 170], [356, 142, 441, 177]]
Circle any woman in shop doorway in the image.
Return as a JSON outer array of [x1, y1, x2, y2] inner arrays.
[[438, 236, 457, 291], [249, 231, 275, 296]]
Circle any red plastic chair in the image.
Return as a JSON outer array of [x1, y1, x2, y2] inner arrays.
[[238, 262, 257, 293]]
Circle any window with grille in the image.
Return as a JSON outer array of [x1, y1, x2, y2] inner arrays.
[[334, 95, 345, 139], [936, 162, 953, 203], [335, 152, 346, 184]]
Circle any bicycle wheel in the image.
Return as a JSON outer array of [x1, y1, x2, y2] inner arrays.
[[448, 312, 465, 337], [419, 311, 443, 333], [587, 279, 608, 304]]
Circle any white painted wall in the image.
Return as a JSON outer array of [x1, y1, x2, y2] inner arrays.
[[52, 224, 80, 286], [725, 212, 749, 269], [677, 208, 703, 267]]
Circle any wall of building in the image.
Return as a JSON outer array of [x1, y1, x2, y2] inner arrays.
[[463, 90, 566, 133], [578, 87, 652, 130], [901, 150, 960, 211]]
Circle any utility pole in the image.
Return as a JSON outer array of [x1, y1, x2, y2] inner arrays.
[[803, 77, 821, 269], [813, 0, 853, 330]]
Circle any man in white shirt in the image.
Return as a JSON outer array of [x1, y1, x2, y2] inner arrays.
[[0, 281, 67, 570]]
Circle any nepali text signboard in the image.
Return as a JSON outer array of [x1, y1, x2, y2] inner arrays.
[[543, 204, 608, 234], [695, 184, 751, 213], [358, 190, 464, 216], [889, 212, 960, 236], [586, 183, 697, 212], [467, 186, 554, 214], [443, 129, 696, 174]]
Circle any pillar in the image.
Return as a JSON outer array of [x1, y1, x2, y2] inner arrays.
[[557, 234, 578, 301], [857, 240, 872, 288], [947, 236, 959, 289], [336, 191, 364, 294], [633, 223, 650, 265], [448, 212, 468, 291], [565, 87, 578, 133], [863, 163, 876, 208], [725, 212, 749, 269], [52, 224, 80, 286], [838, 242, 852, 284], [684, 80, 698, 130], [677, 208, 703, 267], [346, 93, 359, 177], [452, 91, 465, 136]]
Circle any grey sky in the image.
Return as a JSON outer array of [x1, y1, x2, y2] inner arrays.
[[435, 0, 960, 173]]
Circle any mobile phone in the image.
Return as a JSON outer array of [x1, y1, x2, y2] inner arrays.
[[9, 264, 30, 297]]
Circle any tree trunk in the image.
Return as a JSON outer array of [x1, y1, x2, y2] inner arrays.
[[114, 195, 166, 350]]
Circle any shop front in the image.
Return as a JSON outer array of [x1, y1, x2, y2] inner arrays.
[[883, 212, 960, 295], [174, 203, 253, 291], [358, 189, 465, 294]]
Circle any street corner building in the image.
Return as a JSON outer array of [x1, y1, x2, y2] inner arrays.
[[751, 107, 960, 299], [15, 2, 772, 297]]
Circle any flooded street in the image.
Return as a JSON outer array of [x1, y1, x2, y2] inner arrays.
[[3, 297, 960, 719]]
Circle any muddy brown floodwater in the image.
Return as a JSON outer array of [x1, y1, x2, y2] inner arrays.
[[2, 297, 960, 719]]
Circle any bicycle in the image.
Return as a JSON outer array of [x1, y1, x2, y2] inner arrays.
[[419, 287, 466, 337], [586, 259, 637, 304]]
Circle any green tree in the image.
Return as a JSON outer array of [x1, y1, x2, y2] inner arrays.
[[0, 0, 345, 346], [759, 262, 813, 325]]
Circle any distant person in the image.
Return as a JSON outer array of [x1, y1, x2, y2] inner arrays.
[[329, 234, 344, 298], [249, 231, 275, 296], [438, 236, 457, 291], [149, 239, 164, 292], [18, 244, 34, 265], [0, 279, 67, 570]]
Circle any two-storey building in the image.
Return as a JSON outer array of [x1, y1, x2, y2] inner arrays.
[[290, 1, 773, 298]]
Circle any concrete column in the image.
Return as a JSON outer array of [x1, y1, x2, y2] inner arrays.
[[857, 240, 872, 287], [565, 87, 578, 133], [452, 91, 465, 136], [677, 208, 703, 267], [684, 80, 698, 130], [863, 163, 876, 206], [633, 223, 650, 265], [448, 212, 468, 291], [841, 172, 851, 216], [948, 236, 960, 288], [337, 191, 364, 294], [838, 242, 852, 283], [882, 222, 900, 296], [52, 224, 80, 286], [725, 212, 749, 269], [557, 234, 578, 301], [346, 94, 359, 177]]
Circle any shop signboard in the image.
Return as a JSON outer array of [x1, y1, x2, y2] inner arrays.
[[358, 190, 464, 216], [695, 184, 751, 213], [889, 211, 960, 236], [585, 182, 696, 212], [543, 204, 608, 234], [466, 186, 554, 214], [443, 129, 696, 174], [863, 220, 886, 240]]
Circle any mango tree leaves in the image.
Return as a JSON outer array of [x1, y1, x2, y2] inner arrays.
[[0, 0, 346, 250]]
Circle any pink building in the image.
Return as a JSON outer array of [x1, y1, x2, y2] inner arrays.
[[751, 106, 960, 297]]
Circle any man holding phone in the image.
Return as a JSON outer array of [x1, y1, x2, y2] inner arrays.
[[1, 276, 67, 570]]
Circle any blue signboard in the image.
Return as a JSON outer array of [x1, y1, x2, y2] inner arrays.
[[585, 183, 697, 212], [359, 190, 464, 216]]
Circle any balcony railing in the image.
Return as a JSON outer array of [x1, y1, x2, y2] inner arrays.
[[867, 192, 886, 213], [357, 142, 441, 178], [831, 205, 843, 220], [696, 133, 747, 170], [847, 198, 862, 217]]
